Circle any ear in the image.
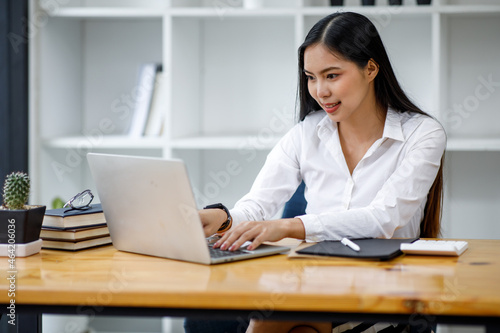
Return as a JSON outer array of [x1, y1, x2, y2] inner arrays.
[[365, 58, 379, 82]]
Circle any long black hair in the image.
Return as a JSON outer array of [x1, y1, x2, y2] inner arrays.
[[297, 12, 443, 238], [298, 11, 426, 121]]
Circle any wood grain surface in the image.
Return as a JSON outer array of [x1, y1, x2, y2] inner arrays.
[[1, 239, 499, 318]]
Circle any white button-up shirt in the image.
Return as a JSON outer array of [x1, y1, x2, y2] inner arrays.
[[230, 109, 446, 242]]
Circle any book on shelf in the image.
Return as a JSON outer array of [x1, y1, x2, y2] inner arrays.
[[43, 203, 106, 229], [42, 236, 112, 251], [40, 225, 109, 242], [128, 62, 163, 138], [144, 71, 167, 137]]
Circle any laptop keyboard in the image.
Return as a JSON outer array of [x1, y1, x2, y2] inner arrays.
[[208, 244, 247, 258]]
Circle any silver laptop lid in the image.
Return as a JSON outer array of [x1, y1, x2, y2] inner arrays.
[[87, 153, 212, 264]]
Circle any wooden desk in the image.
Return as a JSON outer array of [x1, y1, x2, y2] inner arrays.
[[1, 239, 500, 333]]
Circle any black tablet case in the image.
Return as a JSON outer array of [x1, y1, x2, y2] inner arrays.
[[296, 238, 419, 261]]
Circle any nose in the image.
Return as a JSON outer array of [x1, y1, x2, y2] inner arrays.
[[316, 80, 331, 99]]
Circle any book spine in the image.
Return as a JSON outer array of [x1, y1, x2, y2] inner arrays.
[[144, 72, 167, 137], [128, 63, 162, 138]]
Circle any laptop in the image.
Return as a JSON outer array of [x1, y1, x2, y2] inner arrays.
[[87, 153, 289, 264]]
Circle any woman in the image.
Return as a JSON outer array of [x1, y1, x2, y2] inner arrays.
[[199, 11, 445, 333]]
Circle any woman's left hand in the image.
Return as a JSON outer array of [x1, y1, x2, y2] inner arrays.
[[213, 218, 305, 251]]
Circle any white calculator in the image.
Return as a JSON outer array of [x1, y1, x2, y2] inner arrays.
[[400, 239, 468, 256]]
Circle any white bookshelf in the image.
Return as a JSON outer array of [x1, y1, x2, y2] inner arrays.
[[30, 0, 500, 240]]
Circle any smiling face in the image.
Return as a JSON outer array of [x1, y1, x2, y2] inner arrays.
[[303, 43, 379, 124]]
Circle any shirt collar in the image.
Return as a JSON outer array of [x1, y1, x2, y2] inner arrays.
[[316, 108, 405, 142], [382, 108, 405, 142]]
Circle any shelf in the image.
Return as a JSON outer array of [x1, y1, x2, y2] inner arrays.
[[43, 136, 500, 152], [171, 136, 282, 150], [43, 5, 500, 19], [438, 5, 500, 16], [169, 7, 298, 17], [42, 135, 283, 151], [302, 5, 500, 16], [301, 5, 434, 16], [46, 7, 164, 18], [446, 138, 500, 151], [43, 135, 165, 150]]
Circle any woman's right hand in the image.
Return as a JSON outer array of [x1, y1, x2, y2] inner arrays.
[[199, 209, 228, 237]]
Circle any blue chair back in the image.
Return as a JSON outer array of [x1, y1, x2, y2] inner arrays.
[[281, 181, 307, 218]]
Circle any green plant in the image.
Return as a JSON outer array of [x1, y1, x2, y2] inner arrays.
[[51, 196, 65, 209], [2, 171, 31, 210]]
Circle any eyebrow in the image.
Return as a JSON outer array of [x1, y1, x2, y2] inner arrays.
[[303, 66, 341, 75]]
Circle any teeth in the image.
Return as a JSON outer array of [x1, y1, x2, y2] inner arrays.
[[325, 102, 340, 107]]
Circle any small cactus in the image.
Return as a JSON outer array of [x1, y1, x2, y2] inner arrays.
[[2, 171, 31, 210]]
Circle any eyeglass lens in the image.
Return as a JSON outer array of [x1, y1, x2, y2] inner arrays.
[[73, 191, 92, 208]]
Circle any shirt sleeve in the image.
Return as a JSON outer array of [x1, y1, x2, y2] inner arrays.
[[299, 120, 447, 242], [230, 125, 303, 226]]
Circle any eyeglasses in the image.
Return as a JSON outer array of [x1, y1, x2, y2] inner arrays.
[[63, 189, 94, 212]]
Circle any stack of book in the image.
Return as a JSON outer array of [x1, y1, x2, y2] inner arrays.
[[41, 204, 111, 251]]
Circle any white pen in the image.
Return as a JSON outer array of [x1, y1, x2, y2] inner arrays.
[[341, 238, 360, 252]]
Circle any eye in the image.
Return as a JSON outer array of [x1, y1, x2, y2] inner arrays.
[[305, 74, 315, 81], [326, 73, 338, 79]]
